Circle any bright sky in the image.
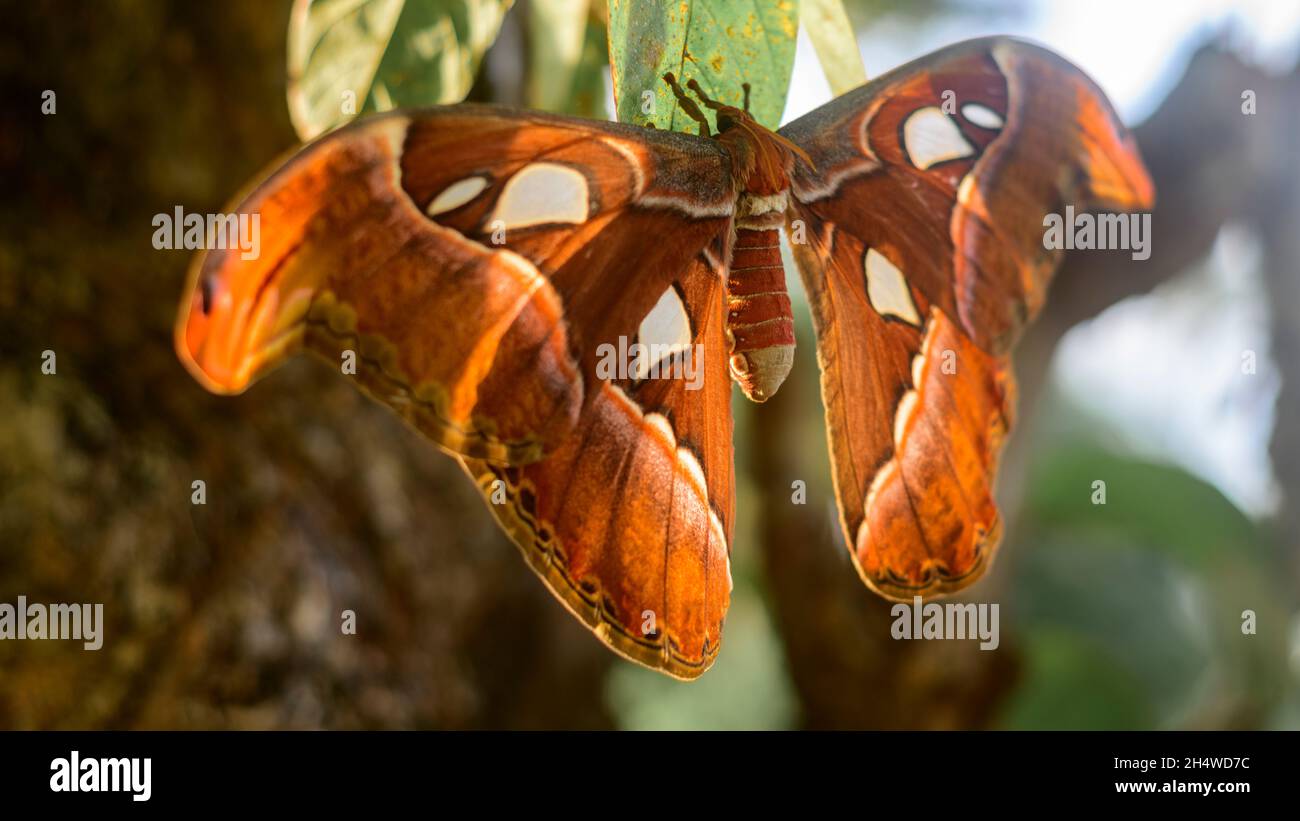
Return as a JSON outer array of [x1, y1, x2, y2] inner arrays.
[[784, 0, 1300, 124], [778, 0, 1300, 516]]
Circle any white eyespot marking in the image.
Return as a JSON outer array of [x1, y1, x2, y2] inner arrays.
[[911, 313, 939, 387], [864, 249, 921, 326], [902, 107, 974, 170], [427, 176, 489, 216], [864, 460, 897, 511], [678, 446, 708, 499], [490, 162, 589, 229], [894, 390, 919, 445], [957, 173, 978, 208], [675, 445, 728, 573], [962, 103, 1004, 130], [636, 286, 692, 380], [623, 397, 728, 562], [645, 411, 675, 446], [896, 317, 939, 445]]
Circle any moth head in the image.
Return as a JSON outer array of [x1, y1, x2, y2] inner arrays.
[[711, 103, 749, 135], [717, 108, 816, 183]]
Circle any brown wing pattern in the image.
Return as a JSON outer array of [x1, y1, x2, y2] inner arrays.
[[781, 37, 1154, 598], [790, 228, 1016, 599], [461, 249, 735, 678], [177, 106, 734, 465], [175, 106, 738, 676]]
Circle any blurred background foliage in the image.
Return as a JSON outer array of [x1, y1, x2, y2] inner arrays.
[[0, 0, 1297, 729]]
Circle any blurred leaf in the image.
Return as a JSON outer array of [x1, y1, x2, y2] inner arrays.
[[1024, 445, 1269, 571], [1003, 628, 1150, 730], [287, 0, 514, 140], [607, 0, 797, 133], [1007, 431, 1294, 728], [565, 13, 611, 118], [527, 0, 588, 113], [529, 0, 608, 117], [800, 0, 866, 95], [1011, 538, 1214, 727], [605, 579, 796, 729]]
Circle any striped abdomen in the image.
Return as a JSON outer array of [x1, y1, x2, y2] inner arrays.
[[727, 226, 795, 402]]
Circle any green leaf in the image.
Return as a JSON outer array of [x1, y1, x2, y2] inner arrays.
[[287, 0, 514, 141], [1013, 538, 1215, 727], [1023, 445, 1269, 571], [527, 0, 587, 113], [799, 0, 865, 96], [1001, 628, 1151, 730], [604, 580, 797, 729], [527, 0, 608, 117], [564, 14, 611, 118], [607, 0, 798, 133], [1010, 423, 1294, 727]]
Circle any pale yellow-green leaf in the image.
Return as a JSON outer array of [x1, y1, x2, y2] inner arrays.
[[799, 0, 866, 95], [562, 12, 611, 118], [287, 0, 514, 141], [527, 0, 591, 113]]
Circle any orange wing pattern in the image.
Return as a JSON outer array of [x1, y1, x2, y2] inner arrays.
[[178, 107, 733, 465], [175, 106, 738, 676], [174, 37, 1157, 675], [462, 250, 735, 677], [781, 37, 1154, 598]]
